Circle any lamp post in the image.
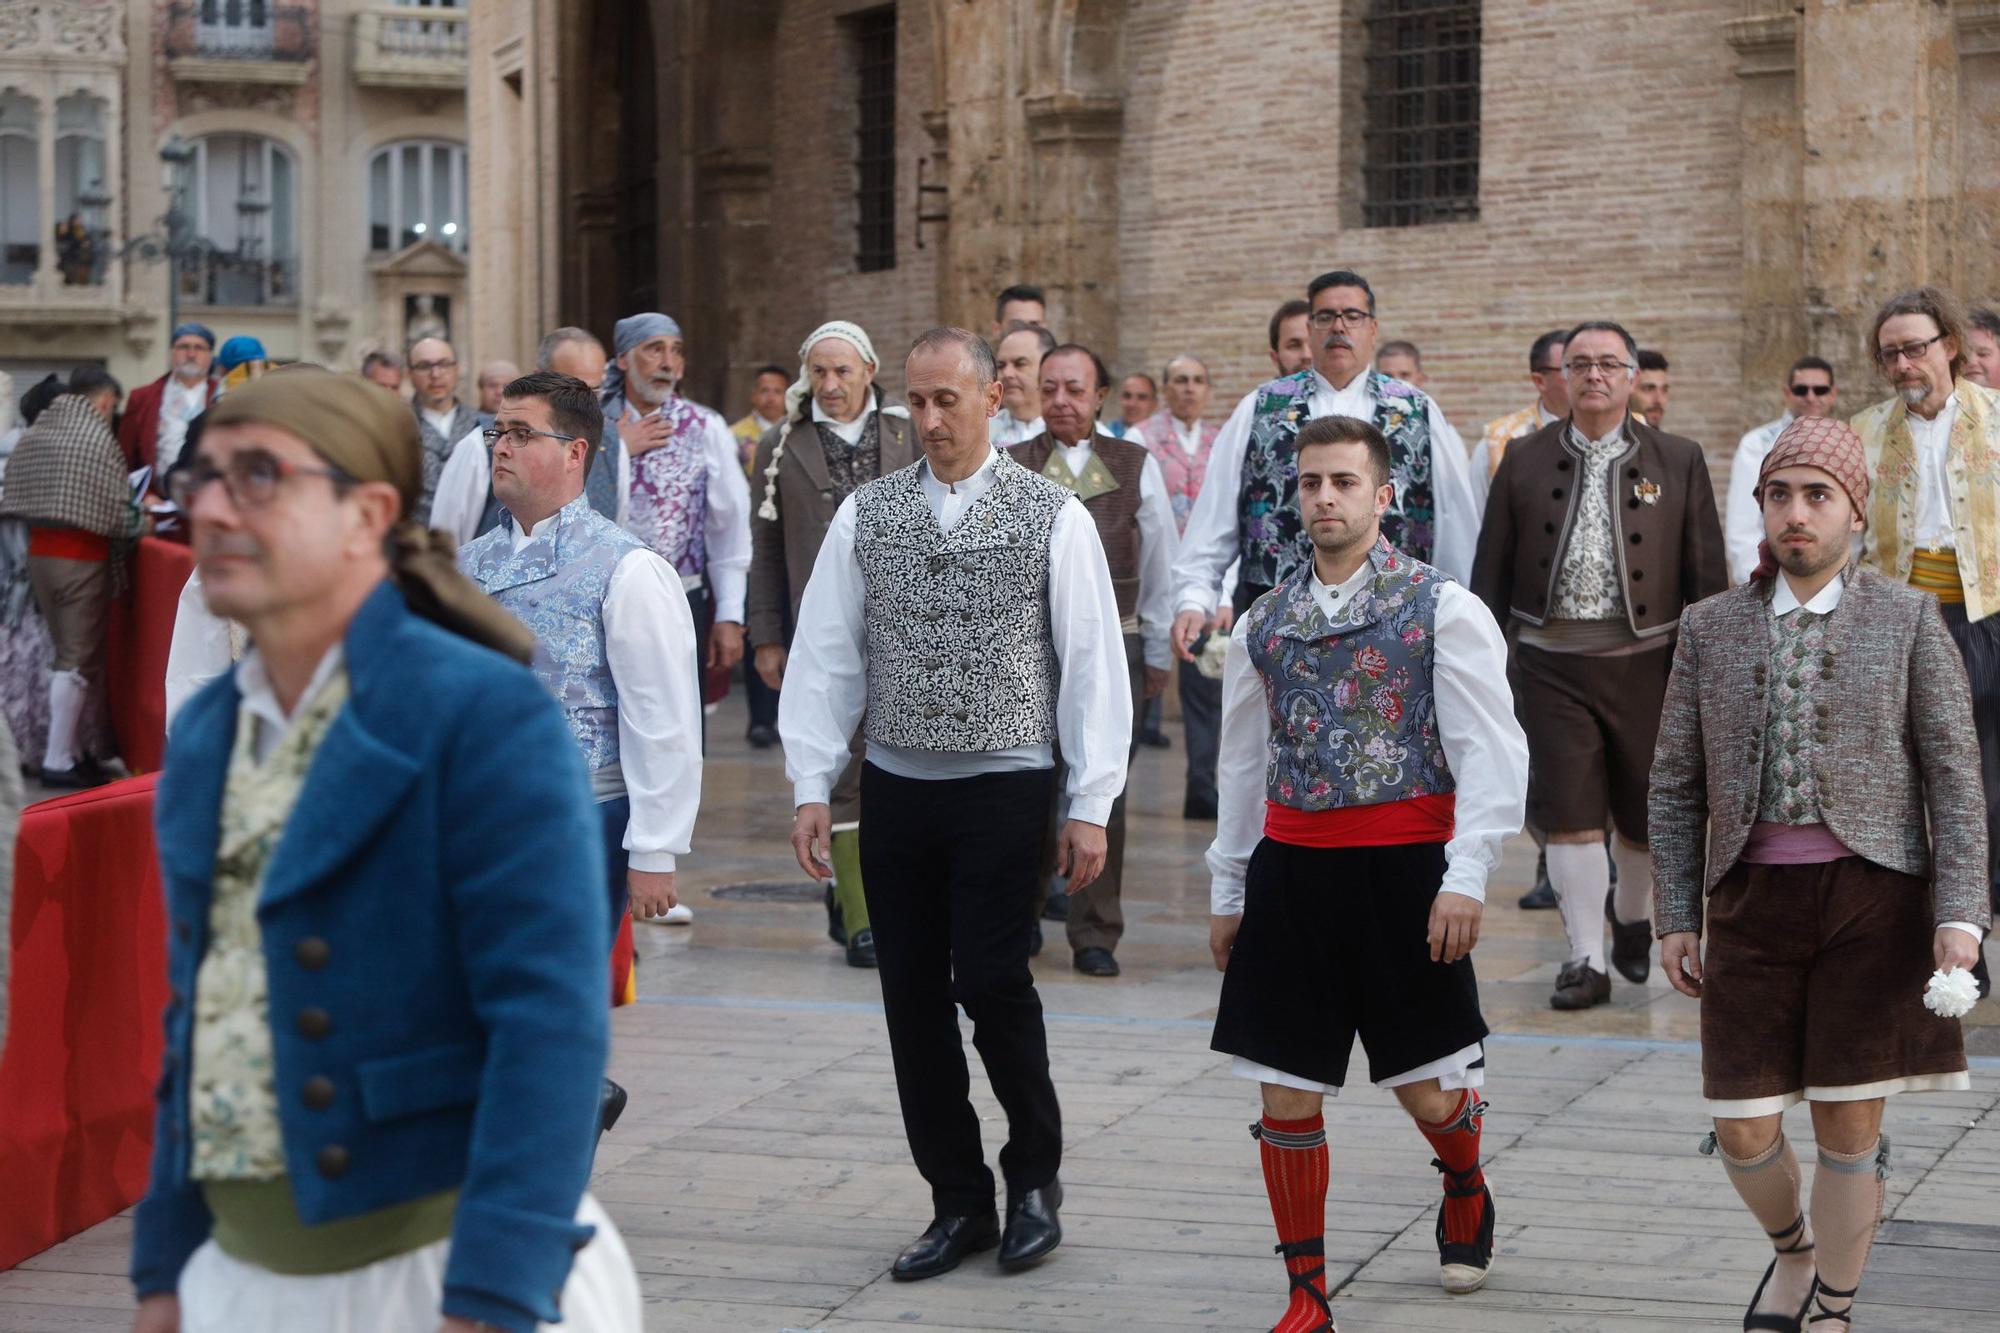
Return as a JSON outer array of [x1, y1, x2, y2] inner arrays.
[[102, 138, 209, 341]]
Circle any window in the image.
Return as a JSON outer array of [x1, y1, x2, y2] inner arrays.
[[367, 140, 466, 253], [0, 93, 38, 286], [383, 0, 466, 58], [188, 133, 296, 306], [850, 7, 896, 273], [1361, 0, 1480, 228], [195, 0, 276, 58], [55, 94, 108, 286]]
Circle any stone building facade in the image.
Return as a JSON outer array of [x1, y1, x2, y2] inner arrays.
[[0, 0, 470, 396], [478, 3, 1999, 464]]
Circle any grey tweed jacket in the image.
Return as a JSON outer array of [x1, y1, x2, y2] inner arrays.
[[1648, 567, 1990, 936]]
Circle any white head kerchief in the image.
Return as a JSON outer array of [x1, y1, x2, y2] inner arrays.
[[759, 320, 907, 521]]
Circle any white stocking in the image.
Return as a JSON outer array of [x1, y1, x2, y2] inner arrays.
[[1547, 841, 1609, 972], [42, 668, 85, 772]]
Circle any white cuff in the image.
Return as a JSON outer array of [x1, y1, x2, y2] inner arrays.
[[628, 850, 677, 874], [1210, 877, 1245, 918], [1066, 797, 1113, 829], [793, 780, 832, 809], [1940, 921, 1985, 944]]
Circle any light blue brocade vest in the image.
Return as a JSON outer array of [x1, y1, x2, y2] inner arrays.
[[1242, 539, 1455, 810], [459, 494, 646, 778]]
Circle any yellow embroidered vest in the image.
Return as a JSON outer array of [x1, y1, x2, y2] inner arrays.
[[1853, 377, 2000, 623]]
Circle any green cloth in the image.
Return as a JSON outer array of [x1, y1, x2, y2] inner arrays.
[[202, 1177, 458, 1275], [831, 828, 869, 934]]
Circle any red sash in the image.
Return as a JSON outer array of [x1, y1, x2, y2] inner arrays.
[[1263, 793, 1456, 848]]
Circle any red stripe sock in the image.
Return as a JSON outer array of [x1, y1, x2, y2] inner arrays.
[[1416, 1088, 1486, 1245], [1258, 1113, 1330, 1333]]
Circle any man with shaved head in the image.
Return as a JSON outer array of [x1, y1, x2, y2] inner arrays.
[[405, 336, 479, 524]]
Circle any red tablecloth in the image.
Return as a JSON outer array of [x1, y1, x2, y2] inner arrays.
[[105, 538, 196, 775], [0, 776, 167, 1271]]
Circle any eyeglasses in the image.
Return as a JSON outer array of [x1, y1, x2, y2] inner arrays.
[[168, 451, 351, 510], [1788, 383, 1834, 397], [1564, 358, 1633, 378], [1875, 334, 1942, 367], [482, 425, 579, 450], [1308, 307, 1374, 330], [408, 359, 458, 374], [1531, 364, 1562, 376]]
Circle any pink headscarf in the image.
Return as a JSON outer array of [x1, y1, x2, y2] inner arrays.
[[1749, 416, 1871, 583]]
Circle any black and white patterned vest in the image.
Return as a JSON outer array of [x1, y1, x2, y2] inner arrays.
[[854, 450, 1070, 752]]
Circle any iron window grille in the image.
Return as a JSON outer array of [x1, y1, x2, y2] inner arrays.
[[852, 7, 897, 273], [1362, 0, 1481, 228]]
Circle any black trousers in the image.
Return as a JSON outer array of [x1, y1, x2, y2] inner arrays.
[[743, 655, 780, 731], [1178, 661, 1221, 810], [598, 795, 630, 951], [1941, 603, 2000, 913], [860, 762, 1063, 1216]]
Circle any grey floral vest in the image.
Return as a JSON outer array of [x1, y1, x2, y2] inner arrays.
[[1236, 370, 1439, 588], [854, 451, 1070, 752], [458, 494, 646, 774], [1242, 539, 1455, 809]]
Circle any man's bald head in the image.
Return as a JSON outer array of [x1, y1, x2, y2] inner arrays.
[[407, 337, 461, 411]]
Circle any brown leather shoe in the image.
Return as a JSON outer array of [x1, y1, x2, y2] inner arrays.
[[1549, 960, 1611, 1010]]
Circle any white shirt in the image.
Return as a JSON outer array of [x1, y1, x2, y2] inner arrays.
[[1173, 368, 1479, 613], [430, 426, 636, 552], [507, 507, 703, 873], [1725, 413, 1794, 584], [1909, 395, 1961, 550], [812, 396, 872, 446], [1046, 435, 1179, 670], [235, 644, 347, 766], [780, 445, 1133, 826], [420, 404, 461, 443], [1770, 571, 1981, 944], [1169, 415, 1206, 453], [165, 568, 236, 724], [158, 376, 208, 474], [990, 411, 1043, 448], [1205, 566, 1527, 916]]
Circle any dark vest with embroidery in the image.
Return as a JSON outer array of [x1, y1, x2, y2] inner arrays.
[[1236, 370, 1439, 589], [1242, 539, 1455, 809], [853, 450, 1070, 752], [1010, 431, 1147, 621]]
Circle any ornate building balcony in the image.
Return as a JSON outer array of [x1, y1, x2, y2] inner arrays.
[[351, 5, 467, 92], [164, 3, 312, 86]]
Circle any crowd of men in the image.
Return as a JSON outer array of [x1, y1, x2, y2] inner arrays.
[[0, 271, 1992, 1333]]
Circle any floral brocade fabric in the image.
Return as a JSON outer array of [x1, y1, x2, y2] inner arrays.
[[1757, 607, 1833, 825], [624, 395, 711, 580], [1548, 425, 1629, 621], [1242, 539, 1454, 809], [188, 668, 352, 1181]]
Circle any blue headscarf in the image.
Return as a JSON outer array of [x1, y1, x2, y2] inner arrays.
[[215, 335, 268, 373], [600, 312, 682, 401], [170, 321, 216, 349]]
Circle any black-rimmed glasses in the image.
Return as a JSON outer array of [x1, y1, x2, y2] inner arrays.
[[482, 425, 580, 450], [168, 452, 352, 510], [1875, 334, 1943, 367]]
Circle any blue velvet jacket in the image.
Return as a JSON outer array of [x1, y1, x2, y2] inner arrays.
[[131, 581, 609, 1333]]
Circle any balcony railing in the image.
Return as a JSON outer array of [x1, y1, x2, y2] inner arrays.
[[180, 251, 298, 309], [164, 3, 313, 80], [352, 6, 468, 91]]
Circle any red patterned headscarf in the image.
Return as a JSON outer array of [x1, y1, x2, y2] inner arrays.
[[1750, 415, 1870, 582]]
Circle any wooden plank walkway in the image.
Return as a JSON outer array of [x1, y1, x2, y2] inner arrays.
[[3, 696, 1996, 1330]]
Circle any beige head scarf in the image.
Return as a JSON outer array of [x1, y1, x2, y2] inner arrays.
[[756, 320, 908, 522], [202, 370, 535, 663]]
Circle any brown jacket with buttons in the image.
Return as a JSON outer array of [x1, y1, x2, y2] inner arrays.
[[1469, 416, 1726, 640]]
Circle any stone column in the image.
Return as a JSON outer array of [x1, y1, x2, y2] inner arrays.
[[1024, 92, 1122, 360], [1723, 7, 1805, 423], [935, 0, 1025, 332]]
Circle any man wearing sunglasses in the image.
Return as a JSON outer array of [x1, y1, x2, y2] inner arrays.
[[1853, 285, 2000, 992], [1725, 357, 1840, 585]]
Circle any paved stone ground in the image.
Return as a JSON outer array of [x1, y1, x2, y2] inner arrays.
[[3, 693, 1996, 1331]]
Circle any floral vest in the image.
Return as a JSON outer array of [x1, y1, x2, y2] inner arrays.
[[1854, 377, 2000, 623], [619, 393, 711, 580], [459, 494, 646, 775], [1236, 370, 1438, 589], [853, 450, 1069, 752], [1242, 539, 1454, 810]]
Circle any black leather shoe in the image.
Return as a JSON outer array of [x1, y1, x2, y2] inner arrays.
[[746, 723, 778, 749], [1550, 960, 1612, 1010], [846, 927, 877, 969], [1609, 915, 1652, 985], [598, 1078, 628, 1136], [1140, 730, 1172, 749], [825, 883, 847, 946], [37, 763, 108, 790], [1516, 880, 1556, 910], [1042, 892, 1070, 922], [999, 1180, 1063, 1270], [1073, 947, 1119, 977], [891, 1212, 999, 1281]]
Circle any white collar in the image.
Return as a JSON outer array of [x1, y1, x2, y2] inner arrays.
[[1772, 571, 1843, 617], [812, 391, 875, 445], [509, 494, 586, 551], [1905, 392, 1959, 430], [921, 444, 998, 493], [236, 642, 346, 743], [1311, 558, 1374, 610], [1313, 366, 1375, 401]]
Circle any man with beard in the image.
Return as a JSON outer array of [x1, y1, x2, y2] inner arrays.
[[1208, 415, 1525, 1328], [1632, 349, 1671, 428], [1268, 300, 1313, 378], [120, 323, 219, 490], [601, 312, 753, 727], [406, 336, 480, 524], [781, 328, 1129, 1281], [1651, 416, 1986, 1333], [1853, 285, 2000, 991], [748, 320, 918, 967], [1172, 269, 1479, 661]]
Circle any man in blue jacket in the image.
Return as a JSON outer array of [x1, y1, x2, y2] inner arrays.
[[132, 371, 640, 1333]]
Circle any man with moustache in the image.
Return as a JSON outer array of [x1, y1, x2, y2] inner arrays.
[[1651, 416, 1986, 1333], [1725, 356, 1840, 585], [430, 328, 629, 546], [1472, 321, 1726, 1011], [1014, 342, 1174, 977], [1107, 372, 1156, 440], [1473, 330, 1570, 507], [1172, 269, 1479, 662], [1853, 286, 2000, 990], [748, 320, 918, 967], [405, 336, 480, 524], [991, 321, 1058, 448], [1208, 416, 1525, 1327], [1269, 299, 1313, 377], [600, 311, 753, 700], [781, 328, 1130, 1281], [119, 323, 219, 488]]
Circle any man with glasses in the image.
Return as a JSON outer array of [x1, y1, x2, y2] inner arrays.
[[1473, 330, 1570, 508], [1725, 356, 1840, 585], [1172, 269, 1479, 660], [406, 336, 479, 525], [1853, 285, 2000, 990], [1470, 320, 1725, 1011]]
